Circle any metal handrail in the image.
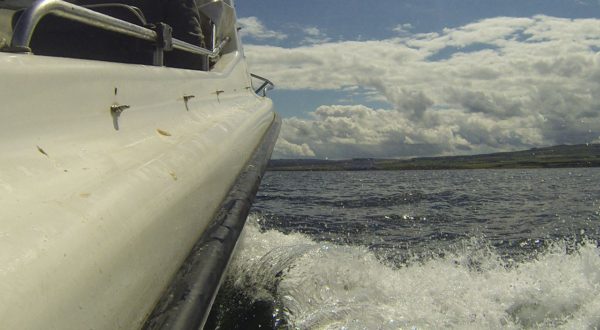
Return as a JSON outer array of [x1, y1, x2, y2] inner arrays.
[[83, 3, 148, 26], [173, 36, 230, 58], [10, 0, 230, 65], [250, 73, 274, 96]]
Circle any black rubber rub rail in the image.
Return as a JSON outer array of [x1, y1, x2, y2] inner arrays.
[[143, 114, 281, 330]]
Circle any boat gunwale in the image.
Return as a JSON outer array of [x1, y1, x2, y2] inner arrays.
[[143, 114, 281, 330]]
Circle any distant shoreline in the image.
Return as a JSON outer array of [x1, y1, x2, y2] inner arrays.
[[267, 144, 600, 171]]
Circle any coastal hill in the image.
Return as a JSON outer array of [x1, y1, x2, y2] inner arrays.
[[268, 144, 600, 171]]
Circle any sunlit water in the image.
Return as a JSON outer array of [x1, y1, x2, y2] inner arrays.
[[206, 168, 600, 329]]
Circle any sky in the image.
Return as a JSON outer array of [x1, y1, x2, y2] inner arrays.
[[234, 0, 600, 159]]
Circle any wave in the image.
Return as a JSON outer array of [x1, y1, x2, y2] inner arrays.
[[209, 214, 600, 329], [256, 190, 427, 208]]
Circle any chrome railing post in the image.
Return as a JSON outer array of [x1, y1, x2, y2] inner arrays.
[[153, 48, 164, 66]]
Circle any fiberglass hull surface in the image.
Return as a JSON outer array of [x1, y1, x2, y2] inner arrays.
[[0, 51, 274, 329]]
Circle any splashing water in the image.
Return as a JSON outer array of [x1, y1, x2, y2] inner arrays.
[[210, 215, 600, 329]]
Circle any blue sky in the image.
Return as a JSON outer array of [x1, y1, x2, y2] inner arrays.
[[235, 0, 600, 159], [237, 0, 600, 43]]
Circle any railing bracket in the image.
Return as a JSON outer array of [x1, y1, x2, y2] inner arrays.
[[110, 103, 130, 130], [250, 73, 274, 96], [154, 23, 173, 51], [183, 94, 195, 111]]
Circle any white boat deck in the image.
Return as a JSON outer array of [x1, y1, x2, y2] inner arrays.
[[0, 51, 274, 328]]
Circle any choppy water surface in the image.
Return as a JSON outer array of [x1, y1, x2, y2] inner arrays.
[[206, 168, 600, 329]]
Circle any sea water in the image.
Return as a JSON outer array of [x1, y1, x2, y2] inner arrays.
[[206, 168, 600, 329]]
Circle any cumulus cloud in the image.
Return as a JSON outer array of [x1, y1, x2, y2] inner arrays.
[[238, 17, 287, 40], [247, 15, 600, 159], [274, 138, 316, 158], [301, 26, 331, 45], [392, 23, 413, 35]]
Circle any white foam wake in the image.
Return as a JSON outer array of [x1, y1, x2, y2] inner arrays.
[[227, 214, 600, 329]]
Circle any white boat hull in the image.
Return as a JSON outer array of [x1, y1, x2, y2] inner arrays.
[[0, 50, 275, 329]]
